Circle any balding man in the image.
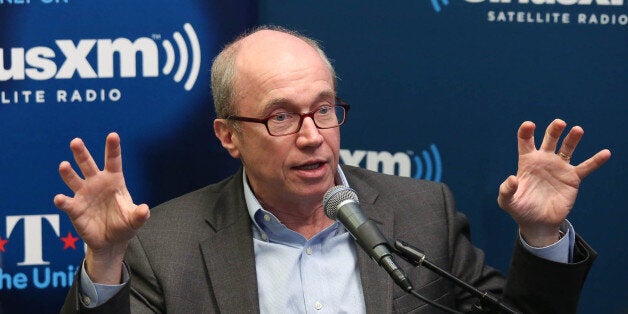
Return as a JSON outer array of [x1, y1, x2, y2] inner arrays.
[[57, 26, 610, 313]]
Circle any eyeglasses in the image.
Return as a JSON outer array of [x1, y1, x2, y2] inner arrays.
[[225, 97, 350, 136]]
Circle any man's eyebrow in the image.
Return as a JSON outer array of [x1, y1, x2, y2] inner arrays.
[[261, 91, 337, 114], [261, 98, 291, 115], [318, 90, 337, 101], [321, 89, 336, 96]]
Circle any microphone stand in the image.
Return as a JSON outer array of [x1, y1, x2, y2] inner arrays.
[[393, 239, 521, 314]]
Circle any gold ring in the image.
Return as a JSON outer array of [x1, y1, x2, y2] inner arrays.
[[559, 152, 571, 160]]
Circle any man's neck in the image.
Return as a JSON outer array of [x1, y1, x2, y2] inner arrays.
[[258, 198, 335, 240]]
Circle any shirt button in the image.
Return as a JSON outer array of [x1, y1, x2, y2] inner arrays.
[[264, 214, 271, 222], [314, 301, 323, 310], [305, 247, 313, 255], [82, 295, 91, 306], [261, 233, 268, 241]]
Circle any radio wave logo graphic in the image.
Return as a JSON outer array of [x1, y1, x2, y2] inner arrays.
[[413, 144, 442, 182], [431, 0, 450, 12], [160, 23, 201, 91], [338, 144, 443, 182]]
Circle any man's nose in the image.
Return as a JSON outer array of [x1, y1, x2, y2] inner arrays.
[[296, 116, 324, 144]]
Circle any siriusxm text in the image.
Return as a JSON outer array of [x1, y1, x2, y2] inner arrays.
[[0, 39, 159, 81], [340, 145, 442, 181], [465, 0, 622, 4]]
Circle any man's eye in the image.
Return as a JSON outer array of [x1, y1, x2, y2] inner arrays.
[[272, 113, 290, 122], [318, 106, 330, 114], [318, 105, 335, 115]]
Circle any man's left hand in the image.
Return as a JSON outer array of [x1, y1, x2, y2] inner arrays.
[[497, 119, 611, 247]]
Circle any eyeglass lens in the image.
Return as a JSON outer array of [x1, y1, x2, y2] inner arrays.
[[267, 106, 346, 135]]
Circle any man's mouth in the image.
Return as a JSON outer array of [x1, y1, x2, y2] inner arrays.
[[295, 162, 324, 170]]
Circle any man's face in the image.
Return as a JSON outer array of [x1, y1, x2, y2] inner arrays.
[[221, 31, 340, 208]]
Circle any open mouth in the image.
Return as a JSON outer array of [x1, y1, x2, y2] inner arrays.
[[295, 162, 324, 170]]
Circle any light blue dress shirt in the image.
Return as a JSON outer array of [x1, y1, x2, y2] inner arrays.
[[243, 167, 366, 313], [80, 165, 575, 309]]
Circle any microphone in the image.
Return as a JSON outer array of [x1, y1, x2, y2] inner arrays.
[[323, 186, 412, 291]]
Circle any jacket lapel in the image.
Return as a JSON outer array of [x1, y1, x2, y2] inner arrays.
[[199, 169, 260, 313], [348, 170, 395, 313]]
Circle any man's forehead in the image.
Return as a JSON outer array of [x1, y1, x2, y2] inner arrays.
[[240, 29, 304, 48], [234, 31, 329, 84], [229, 29, 334, 114], [236, 30, 315, 65]]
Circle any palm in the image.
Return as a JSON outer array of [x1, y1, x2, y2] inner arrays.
[[67, 171, 136, 249], [508, 149, 580, 226]]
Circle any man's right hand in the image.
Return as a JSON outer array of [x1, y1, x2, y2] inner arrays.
[[54, 132, 150, 284]]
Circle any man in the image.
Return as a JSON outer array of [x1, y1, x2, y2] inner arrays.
[[56, 26, 610, 313]]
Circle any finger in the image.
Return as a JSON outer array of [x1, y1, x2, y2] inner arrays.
[[129, 204, 151, 230], [70, 138, 100, 178], [58, 161, 84, 192], [497, 175, 518, 209], [539, 119, 567, 153], [557, 126, 584, 161], [104, 132, 123, 173], [575, 149, 611, 179], [517, 121, 536, 155], [53, 194, 74, 213]]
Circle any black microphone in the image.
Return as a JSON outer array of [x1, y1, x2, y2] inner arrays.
[[323, 186, 412, 291]]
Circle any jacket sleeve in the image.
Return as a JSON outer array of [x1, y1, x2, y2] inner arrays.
[[441, 182, 596, 313], [502, 234, 596, 314], [59, 263, 131, 314]]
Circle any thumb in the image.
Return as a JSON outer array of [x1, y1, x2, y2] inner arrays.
[[497, 175, 518, 210], [129, 204, 150, 230]]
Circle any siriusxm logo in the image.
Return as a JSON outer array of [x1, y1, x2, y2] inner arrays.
[[0, 23, 200, 91], [465, 0, 622, 4], [340, 144, 442, 182], [431, 0, 623, 12]]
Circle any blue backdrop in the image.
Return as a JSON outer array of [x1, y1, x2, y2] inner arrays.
[[1, 1, 625, 313]]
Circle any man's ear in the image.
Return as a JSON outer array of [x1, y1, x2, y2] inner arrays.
[[214, 119, 241, 159]]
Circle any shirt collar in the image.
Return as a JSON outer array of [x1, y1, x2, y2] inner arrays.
[[243, 165, 349, 242]]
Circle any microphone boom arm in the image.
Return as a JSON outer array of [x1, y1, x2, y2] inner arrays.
[[393, 239, 521, 314]]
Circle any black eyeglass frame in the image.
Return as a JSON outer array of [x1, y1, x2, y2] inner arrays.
[[225, 97, 350, 136]]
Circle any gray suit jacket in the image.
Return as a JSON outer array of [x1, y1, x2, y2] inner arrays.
[[62, 165, 596, 313]]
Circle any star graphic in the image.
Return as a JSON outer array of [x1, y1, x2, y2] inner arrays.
[[0, 237, 7, 252], [60, 232, 80, 250]]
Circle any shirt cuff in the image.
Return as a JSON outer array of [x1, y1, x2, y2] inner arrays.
[[79, 260, 129, 308], [519, 220, 575, 264]]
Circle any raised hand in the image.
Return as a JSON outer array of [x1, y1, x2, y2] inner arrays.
[[497, 119, 611, 247], [54, 133, 150, 283]]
